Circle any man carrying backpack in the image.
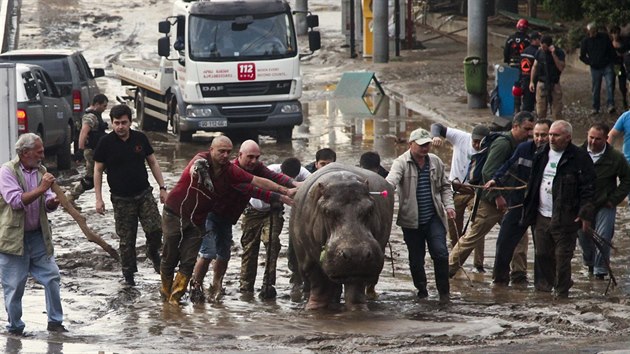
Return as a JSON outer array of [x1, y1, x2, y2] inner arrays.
[[449, 112, 535, 278]]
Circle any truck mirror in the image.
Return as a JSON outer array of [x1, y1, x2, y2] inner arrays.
[[158, 21, 171, 34], [93, 68, 105, 78], [306, 14, 319, 28], [158, 37, 171, 57], [308, 31, 321, 52]]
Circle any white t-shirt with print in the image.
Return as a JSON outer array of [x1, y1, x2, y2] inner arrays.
[[538, 149, 564, 217]]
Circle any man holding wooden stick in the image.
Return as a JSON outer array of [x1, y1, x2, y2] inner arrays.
[[0, 133, 67, 335]]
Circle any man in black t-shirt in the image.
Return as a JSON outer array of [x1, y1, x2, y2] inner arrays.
[[93, 104, 168, 286]]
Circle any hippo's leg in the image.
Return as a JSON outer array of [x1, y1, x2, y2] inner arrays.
[[343, 282, 368, 311], [305, 268, 334, 310]]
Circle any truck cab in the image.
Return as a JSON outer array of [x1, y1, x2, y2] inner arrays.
[[157, 0, 320, 142]]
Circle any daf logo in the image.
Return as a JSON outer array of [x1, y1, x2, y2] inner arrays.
[[203, 85, 224, 92]]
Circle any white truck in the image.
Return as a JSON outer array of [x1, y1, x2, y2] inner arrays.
[[114, 0, 320, 142]]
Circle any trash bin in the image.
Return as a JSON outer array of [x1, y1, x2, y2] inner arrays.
[[463, 56, 487, 95]]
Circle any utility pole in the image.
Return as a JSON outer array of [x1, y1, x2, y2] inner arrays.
[[467, 0, 487, 108], [373, 0, 388, 63]]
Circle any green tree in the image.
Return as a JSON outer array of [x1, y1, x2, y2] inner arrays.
[[582, 0, 630, 25], [542, 0, 584, 20]]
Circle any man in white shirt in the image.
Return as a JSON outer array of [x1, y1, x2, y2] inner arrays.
[[431, 123, 489, 272], [522, 120, 596, 298], [239, 157, 310, 299]]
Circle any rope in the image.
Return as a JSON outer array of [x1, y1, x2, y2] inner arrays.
[[586, 226, 618, 294]]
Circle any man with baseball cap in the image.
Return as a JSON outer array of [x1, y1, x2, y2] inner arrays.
[[431, 123, 490, 272], [386, 128, 456, 304]]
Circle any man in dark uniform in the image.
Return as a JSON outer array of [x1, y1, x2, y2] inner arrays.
[[93, 104, 168, 286], [504, 19, 531, 67], [505, 19, 531, 113], [68, 94, 109, 202]]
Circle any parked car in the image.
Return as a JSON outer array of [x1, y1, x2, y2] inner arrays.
[[0, 49, 104, 154], [15, 63, 73, 170]]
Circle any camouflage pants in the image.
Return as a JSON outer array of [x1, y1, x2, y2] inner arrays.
[[69, 148, 95, 198], [111, 188, 163, 275], [239, 207, 283, 292], [161, 208, 204, 276]]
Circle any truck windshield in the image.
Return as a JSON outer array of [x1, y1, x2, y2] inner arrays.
[[188, 12, 297, 61]]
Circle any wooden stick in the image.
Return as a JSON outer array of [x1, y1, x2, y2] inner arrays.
[[51, 183, 119, 261]]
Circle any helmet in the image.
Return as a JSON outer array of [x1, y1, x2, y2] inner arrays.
[[512, 85, 523, 97], [516, 19, 529, 31]]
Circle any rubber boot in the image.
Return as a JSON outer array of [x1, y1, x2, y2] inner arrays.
[[160, 272, 173, 302], [168, 272, 190, 306], [208, 259, 228, 302]]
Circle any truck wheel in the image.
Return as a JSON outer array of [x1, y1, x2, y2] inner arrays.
[[56, 124, 73, 170], [172, 110, 193, 143], [276, 127, 293, 143], [136, 89, 167, 131]]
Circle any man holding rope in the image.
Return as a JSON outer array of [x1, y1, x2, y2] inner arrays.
[[577, 123, 630, 280], [431, 122, 490, 272], [449, 111, 535, 278], [485, 118, 552, 286], [191, 140, 300, 303], [160, 136, 296, 305], [522, 120, 596, 298], [239, 157, 309, 299]]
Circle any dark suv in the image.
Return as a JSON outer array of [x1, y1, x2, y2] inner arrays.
[[15, 63, 73, 170], [0, 49, 103, 152]]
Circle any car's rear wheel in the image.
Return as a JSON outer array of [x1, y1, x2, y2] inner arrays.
[[56, 124, 73, 170]]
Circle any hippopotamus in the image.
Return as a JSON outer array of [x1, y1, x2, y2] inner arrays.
[[289, 163, 394, 310]]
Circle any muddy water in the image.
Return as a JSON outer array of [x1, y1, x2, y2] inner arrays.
[[5, 0, 630, 351], [4, 94, 630, 352]]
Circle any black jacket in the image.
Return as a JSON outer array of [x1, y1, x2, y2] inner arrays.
[[522, 143, 596, 232], [580, 32, 615, 69]]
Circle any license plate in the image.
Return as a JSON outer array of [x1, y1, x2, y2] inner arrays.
[[199, 119, 227, 128]]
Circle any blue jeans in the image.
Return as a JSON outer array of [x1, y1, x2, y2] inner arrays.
[[578, 207, 616, 276], [199, 213, 233, 261], [0, 230, 63, 332], [590, 64, 615, 111], [402, 215, 449, 295]]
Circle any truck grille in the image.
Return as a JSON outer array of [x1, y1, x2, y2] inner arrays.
[[219, 104, 274, 117], [199, 80, 292, 98]]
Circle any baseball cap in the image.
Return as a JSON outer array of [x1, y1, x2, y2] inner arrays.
[[471, 125, 490, 140], [530, 31, 541, 40], [409, 128, 432, 145]]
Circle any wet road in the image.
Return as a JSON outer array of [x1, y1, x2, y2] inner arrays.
[[3, 0, 630, 352]]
